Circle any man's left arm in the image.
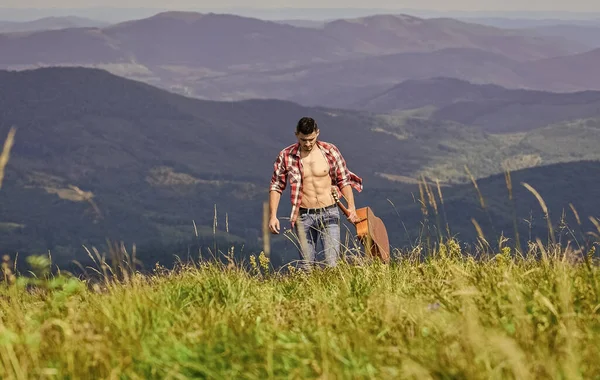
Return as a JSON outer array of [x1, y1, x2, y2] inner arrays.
[[340, 185, 359, 222], [331, 144, 362, 222]]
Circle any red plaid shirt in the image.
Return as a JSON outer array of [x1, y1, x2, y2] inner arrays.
[[270, 140, 363, 225]]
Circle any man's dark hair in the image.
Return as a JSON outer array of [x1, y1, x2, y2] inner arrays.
[[296, 117, 318, 134]]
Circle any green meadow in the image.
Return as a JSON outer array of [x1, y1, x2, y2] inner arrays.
[[2, 240, 600, 379]]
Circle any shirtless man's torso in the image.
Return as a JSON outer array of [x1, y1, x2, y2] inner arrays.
[[299, 146, 335, 209]]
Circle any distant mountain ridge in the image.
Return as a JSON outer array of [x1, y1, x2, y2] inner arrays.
[[319, 13, 577, 60], [353, 77, 512, 111], [519, 48, 600, 91], [1, 11, 597, 105], [186, 45, 600, 106], [351, 77, 600, 132], [191, 47, 527, 105], [0, 11, 582, 71], [524, 24, 600, 49], [0, 16, 108, 33]]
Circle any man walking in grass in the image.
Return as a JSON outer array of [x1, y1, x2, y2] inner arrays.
[[268, 116, 362, 270]]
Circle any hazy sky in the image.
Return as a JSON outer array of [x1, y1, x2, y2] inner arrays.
[[3, 0, 600, 12]]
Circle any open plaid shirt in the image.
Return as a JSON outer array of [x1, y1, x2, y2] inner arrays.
[[270, 140, 363, 225]]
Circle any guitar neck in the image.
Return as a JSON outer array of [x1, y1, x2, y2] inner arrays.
[[334, 197, 352, 218]]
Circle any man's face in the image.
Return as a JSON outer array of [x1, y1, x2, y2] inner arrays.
[[296, 130, 319, 153]]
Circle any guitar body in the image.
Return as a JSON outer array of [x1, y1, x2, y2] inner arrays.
[[355, 207, 390, 263], [331, 188, 390, 263]]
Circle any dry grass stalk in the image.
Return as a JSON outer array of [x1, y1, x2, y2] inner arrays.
[[0, 127, 16, 189], [262, 201, 270, 258], [522, 182, 555, 244]]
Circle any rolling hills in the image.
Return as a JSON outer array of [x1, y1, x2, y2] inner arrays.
[[187, 46, 600, 105], [191, 47, 527, 104], [351, 77, 600, 133], [1, 67, 600, 268], [525, 24, 600, 49], [368, 160, 600, 254], [0, 67, 416, 267]]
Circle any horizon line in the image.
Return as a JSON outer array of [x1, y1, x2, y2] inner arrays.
[[2, 6, 600, 13]]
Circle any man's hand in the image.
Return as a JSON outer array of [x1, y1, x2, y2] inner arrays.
[[268, 216, 281, 234], [347, 207, 359, 223]]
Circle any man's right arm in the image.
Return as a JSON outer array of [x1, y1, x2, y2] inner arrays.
[[269, 188, 282, 219], [268, 152, 286, 234], [268, 190, 282, 233]]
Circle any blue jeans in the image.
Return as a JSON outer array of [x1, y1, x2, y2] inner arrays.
[[294, 206, 341, 270]]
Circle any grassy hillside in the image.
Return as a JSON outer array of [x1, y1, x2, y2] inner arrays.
[[1, 244, 599, 379]]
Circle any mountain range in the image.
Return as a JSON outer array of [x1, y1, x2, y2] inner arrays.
[[2, 9, 600, 269], [2, 67, 600, 268], [0, 67, 414, 268], [348, 77, 600, 133], [1, 11, 595, 104], [0, 11, 580, 65], [188, 46, 600, 105]]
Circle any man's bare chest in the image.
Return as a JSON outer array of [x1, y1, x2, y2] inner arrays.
[[301, 149, 330, 179]]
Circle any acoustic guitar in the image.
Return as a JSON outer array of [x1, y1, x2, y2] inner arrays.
[[332, 188, 390, 263]]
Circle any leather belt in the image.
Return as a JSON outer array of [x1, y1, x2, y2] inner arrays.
[[298, 204, 337, 215]]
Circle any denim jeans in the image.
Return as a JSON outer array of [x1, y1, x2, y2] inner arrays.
[[294, 206, 341, 270]]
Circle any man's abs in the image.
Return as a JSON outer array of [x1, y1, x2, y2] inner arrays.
[[300, 148, 335, 208]]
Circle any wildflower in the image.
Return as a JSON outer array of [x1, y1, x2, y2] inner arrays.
[[259, 251, 270, 272], [249, 255, 258, 272]]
